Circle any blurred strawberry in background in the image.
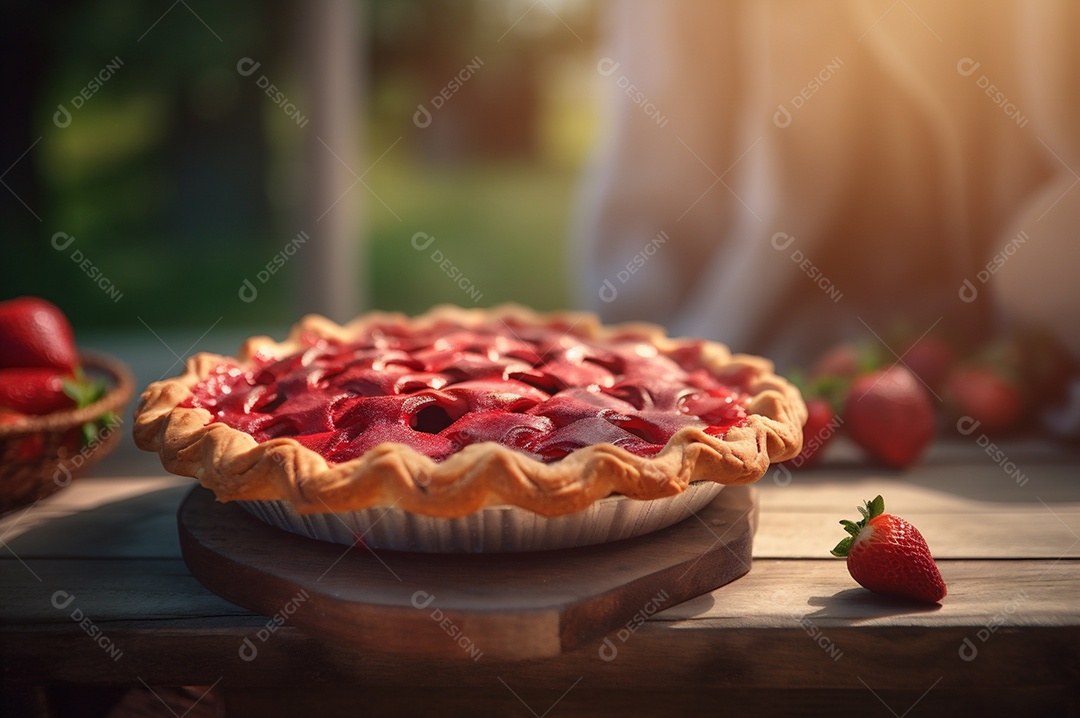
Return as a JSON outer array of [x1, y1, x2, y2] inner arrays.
[[845, 366, 935, 469], [946, 363, 1024, 436], [785, 324, 1078, 470]]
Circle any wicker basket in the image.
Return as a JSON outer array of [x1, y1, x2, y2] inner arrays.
[[0, 351, 134, 515]]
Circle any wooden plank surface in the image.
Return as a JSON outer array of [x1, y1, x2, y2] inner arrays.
[[2, 559, 1077, 689], [761, 461, 1080, 508], [2, 557, 1072, 635], [2, 450, 1079, 703]]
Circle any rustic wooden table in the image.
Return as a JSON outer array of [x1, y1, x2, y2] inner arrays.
[[2, 434, 1078, 717]]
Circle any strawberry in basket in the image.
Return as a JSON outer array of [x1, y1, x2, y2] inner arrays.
[[0, 297, 133, 513], [0, 297, 116, 441]]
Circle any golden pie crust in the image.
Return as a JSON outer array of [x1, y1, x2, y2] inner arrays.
[[133, 305, 805, 517]]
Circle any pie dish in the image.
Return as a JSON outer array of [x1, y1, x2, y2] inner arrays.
[[133, 305, 805, 526], [238, 481, 726, 552]]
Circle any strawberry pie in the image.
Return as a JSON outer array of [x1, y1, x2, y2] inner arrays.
[[134, 306, 805, 518]]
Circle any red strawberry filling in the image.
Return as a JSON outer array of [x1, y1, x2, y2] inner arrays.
[[183, 320, 750, 464]]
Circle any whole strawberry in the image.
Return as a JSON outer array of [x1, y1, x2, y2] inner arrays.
[[845, 365, 934, 469], [946, 365, 1023, 436], [831, 495, 946, 604], [0, 297, 78, 371]]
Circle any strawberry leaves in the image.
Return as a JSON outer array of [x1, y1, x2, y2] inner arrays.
[[786, 369, 850, 415], [863, 495, 885, 519], [831, 534, 855, 558], [830, 495, 885, 557], [63, 368, 118, 446]]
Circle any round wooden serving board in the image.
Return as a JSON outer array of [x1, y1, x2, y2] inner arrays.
[[178, 484, 757, 661]]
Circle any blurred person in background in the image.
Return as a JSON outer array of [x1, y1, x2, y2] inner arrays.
[[575, 0, 1080, 373]]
